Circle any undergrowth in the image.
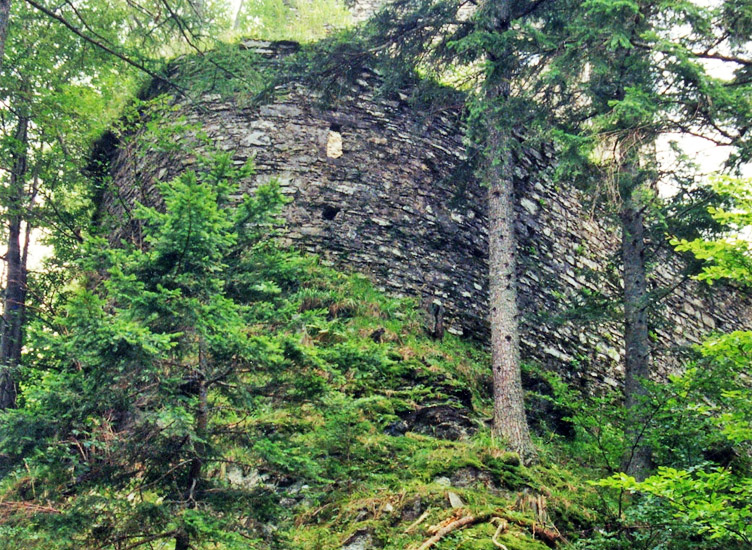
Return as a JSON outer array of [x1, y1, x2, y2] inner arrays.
[[0, 262, 609, 548]]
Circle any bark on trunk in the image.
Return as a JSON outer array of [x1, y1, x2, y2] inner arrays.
[[0, 114, 28, 410], [487, 126, 537, 464], [0, 0, 10, 72], [619, 192, 652, 480], [232, 0, 244, 30], [174, 531, 190, 550]]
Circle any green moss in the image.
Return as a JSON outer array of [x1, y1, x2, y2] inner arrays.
[[492, 532, 552, 550]]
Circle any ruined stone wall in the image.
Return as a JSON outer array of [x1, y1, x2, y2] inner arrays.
[[99, 41, 752, 389]]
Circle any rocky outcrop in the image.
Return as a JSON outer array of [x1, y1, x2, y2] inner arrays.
[[97, 41, 752, 390]]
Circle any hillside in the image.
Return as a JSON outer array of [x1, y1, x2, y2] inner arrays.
[[0, 1, 751, 549], [0, 149, 749, 550]]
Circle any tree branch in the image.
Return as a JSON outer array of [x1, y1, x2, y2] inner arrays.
[[23, 0, 188, 96], [512, 0, 553, 20]]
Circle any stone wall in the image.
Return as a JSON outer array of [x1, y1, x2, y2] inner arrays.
[[98, 41, 752, 389]]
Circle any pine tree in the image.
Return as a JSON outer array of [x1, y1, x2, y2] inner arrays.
[[594, 177, 752, 546], [365, 0, 576, 464], [0, 153, 294, 548], [548, 0, 752, 479], [479, 0, 538, 465]]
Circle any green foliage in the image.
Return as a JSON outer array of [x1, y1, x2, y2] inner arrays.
[[573, 177, 752, 549], [2, 2, 751, 548], [0, 143, 612, 549], [169, 43, 277, 103], [531, 339, 752, 549], [233, 0, 352, 43], [673, 176, 752, 287], [4, 142, 606, 548], [596, 468, 752, 545], [0, 154, 289, 548]]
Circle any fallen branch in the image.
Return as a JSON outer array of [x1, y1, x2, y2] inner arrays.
[[0, 501, 61, 517], [404, 509, 432, 534], [415, 512, 492, 550]]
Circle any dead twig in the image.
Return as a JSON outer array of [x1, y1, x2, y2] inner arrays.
[[0, 501, 61, 517], [492, 517, 509, 549], [404, 509, 432, 534]]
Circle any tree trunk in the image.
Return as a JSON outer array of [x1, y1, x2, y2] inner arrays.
[[175, 342, 209, 550], [482, 0, 537, 465], [487, 122, 537, 464], [232, 0, 244, 30], [0, 0, 10, 72], [619, 190, 652, 480], [0, 114, 28, 410], [174, 531, 190, 550]]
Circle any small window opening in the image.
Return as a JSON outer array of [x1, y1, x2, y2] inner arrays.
[[326, 124, 343, 158], [322, 204, 341, 221]]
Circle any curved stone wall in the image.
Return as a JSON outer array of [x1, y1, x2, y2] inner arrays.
[[97, 41, 752, 389]]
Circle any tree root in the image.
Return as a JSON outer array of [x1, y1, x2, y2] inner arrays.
[[415, 512, 493, 550], [492, 518, 509, 549], [412, 509, 567, 550], [404, 509, 432, 534], [502, 513, 567, 547]]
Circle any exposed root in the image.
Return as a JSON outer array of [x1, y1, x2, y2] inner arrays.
[[515, 490, 549, 526], [414, 512, 492, 550], [409, 498, 568, 550], [501, 514, 567, 548], [511, 491, 567, 547], [492, 518, 509, 549]]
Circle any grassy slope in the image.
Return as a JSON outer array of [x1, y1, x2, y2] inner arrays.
[[0, 253, 606, 549], [213, 258, 604, 549]]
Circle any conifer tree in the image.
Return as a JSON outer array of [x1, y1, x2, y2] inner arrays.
[[0, 0, 231, 410], [548, 0, 752, 479], [366, 0, 575, 463], [0, 153, 292, 548], [478, 0, 539, 465], [594, 177, 752, 546]]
